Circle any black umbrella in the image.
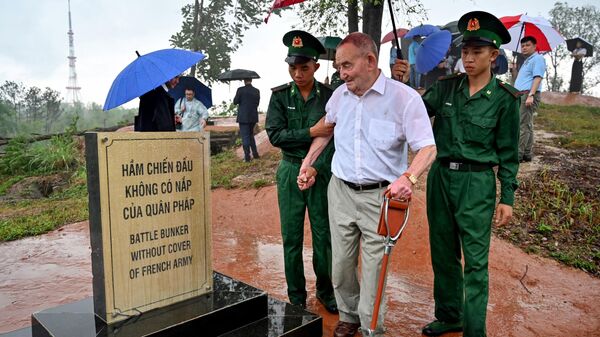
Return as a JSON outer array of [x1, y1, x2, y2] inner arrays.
[[217, 69, 260, 82], [168, 76, 212, 109], [441, 20, 459, 34], [566, 37, 594, 57]]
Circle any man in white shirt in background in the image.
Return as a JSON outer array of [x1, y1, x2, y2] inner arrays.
[[298, 32, 437, 337], [175, 88, 208, 132]]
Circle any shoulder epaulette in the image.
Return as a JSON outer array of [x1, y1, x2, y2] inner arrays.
[[497, 79, 520, 98], [438, 73, 466, 81], [271, 83, 292, 92]]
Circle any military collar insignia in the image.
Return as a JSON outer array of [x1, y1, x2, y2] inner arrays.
[[486, 90, 492, 95], [292, 36, 303, 48], [467, 18, 480, 31]]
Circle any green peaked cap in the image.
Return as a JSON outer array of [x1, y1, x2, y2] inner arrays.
[[282, 30, 326, 64], [458, 11, 511, 49]]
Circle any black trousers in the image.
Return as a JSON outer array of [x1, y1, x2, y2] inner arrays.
[[239, 123, 258, 161]]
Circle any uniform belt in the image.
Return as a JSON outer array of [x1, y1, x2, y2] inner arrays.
[[341, 179, 389, 191], [282, 154, 303, 164], [439, 159, 492, 172]]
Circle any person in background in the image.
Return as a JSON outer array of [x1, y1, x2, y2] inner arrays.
[[408, 36, 422, 89], [174, 87, 208, 132], [233, 78, 260, 162], [389, 39, 400, 76], [330, 60, 344, 90], [265, 30, 338, 315], [454, 57, 465, 73], [135, 76, 179, 131], [513, 36, 546, 163], [569, 40, 586, 93]]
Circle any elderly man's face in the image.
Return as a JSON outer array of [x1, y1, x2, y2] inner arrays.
[[336, 43, 374, 96], [185, 89, 194, 101]]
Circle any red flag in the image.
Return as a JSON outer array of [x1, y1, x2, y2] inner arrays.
[[264, 0, 307, 23]]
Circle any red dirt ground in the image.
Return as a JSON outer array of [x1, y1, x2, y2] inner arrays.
[[1, 92, 599, 335], [1, 187, 599, 336]]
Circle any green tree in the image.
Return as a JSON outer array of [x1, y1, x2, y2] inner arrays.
[[549, 2, 600, 93], [24, 86, 43, 122], [0, 81, 25, 124], [0, 101, 16, 137], [41, 88, 63, 134], [295, 0, 426, 55], [170, 0, 272, 83]]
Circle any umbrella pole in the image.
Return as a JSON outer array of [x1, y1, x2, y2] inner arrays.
[[511, 21, 526, 80], [387, 0, 403, 60]]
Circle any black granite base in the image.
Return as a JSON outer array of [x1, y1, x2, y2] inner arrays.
[[1, 272, 321, 337]]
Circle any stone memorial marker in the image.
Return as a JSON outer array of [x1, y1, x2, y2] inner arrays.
[[85, 132, 212, 324]]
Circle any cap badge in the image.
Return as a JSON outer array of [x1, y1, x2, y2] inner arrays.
[[467, 18, 480, 31], [292, 36, 303, 48]]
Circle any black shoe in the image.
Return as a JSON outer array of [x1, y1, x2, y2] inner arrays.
[[316, 295, 338, 314], [422, 320, 463, 336], [291, 300, 306, 309], [519, 155, 532, 163]]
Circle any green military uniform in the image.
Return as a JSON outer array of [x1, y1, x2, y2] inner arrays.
[[421, 11, 520, 337], [265, 30, 336, 309]]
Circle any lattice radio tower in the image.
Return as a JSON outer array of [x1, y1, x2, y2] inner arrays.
[[65, 0, 81, 103]]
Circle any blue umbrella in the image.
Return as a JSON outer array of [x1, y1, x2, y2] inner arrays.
[[405, 24, 440, 39], [416, 30, 452, 73], [103, 49, 205, 110], [168, 76, 212, 109]]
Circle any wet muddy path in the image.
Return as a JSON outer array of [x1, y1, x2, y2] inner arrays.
[[1, 187, 599, 336]]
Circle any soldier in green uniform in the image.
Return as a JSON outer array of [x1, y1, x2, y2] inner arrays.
[[265, 30, 338, 313], [421, 11, 520, 337]]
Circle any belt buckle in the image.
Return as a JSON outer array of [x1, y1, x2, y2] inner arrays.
[[449, 162, 460, 170]]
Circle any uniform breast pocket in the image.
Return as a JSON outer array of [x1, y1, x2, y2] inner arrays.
[[369, 119, 395, 150], [440, 106, 456, 118], [464, 116, 496, 144]]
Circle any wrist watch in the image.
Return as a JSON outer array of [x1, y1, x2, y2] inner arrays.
[[402, 172, 417, 185]]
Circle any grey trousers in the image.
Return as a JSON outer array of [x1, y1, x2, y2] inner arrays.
[[328, 175, 387, 336], [518, 92, 540, 159]]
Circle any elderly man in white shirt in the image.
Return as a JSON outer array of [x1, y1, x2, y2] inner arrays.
[[298, 32, 436, 337]]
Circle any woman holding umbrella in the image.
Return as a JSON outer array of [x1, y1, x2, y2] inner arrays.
[[569, 40, 587, 93]]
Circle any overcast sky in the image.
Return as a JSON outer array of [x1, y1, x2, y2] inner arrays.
[[0, 0, 595, 112]]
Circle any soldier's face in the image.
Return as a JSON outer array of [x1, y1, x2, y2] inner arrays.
[[461, 45, 498, 77], [288, 61, 319, 89], [336, 43, 377, 96]]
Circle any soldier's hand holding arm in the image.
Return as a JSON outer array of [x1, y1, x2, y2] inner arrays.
[[309, 117, 335, 138]]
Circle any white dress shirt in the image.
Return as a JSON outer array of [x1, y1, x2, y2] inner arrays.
[[325, 71, 435, 184]]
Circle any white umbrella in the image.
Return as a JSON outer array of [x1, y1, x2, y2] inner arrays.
[[500, 14, 565, 52]]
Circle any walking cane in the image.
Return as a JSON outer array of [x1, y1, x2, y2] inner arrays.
[[366, 191, 410, 337]]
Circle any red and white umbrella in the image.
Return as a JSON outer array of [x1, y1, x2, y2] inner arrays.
[[500, 14, 565, 52]]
